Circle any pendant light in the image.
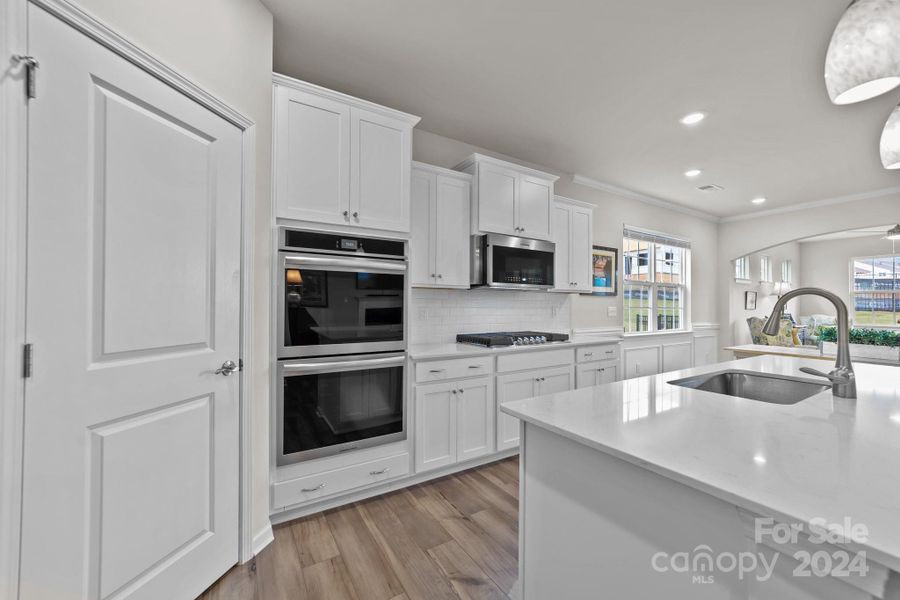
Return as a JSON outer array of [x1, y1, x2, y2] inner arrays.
[[881, 104, 900, 168], [886, 223, 900, 239], [824, 0, 900, 104]]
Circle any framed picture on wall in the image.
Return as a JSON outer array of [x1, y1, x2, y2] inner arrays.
[[591, 246, 618, 296], [745, 290, 757, 311]]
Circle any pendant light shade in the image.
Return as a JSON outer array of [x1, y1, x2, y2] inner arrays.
[[881, 104, 900, 168], [825, 0, 900, 105], [886, 224, 900, 240]]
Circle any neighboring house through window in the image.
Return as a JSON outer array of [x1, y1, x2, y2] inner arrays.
[[851, 254, 900, 327], [623, 227, 689, 333]]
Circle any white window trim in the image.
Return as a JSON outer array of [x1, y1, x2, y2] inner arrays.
[[848, 254, 900, 329], [734, 256, 751, 284], [760, 255, 773, 284], [781, 259, 793, 285], [623, 239, 689, 334]]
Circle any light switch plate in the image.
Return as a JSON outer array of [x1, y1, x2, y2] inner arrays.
[[607, 306, 617, 317]]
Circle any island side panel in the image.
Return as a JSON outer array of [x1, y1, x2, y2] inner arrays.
[[520, 422, 749, 599]]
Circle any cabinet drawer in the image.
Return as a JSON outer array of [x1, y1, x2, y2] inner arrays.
[[497, 347, 574, 373], [577, 344, 619, 363], [415, 356, 494, 383], [273, 453, 409, 509]]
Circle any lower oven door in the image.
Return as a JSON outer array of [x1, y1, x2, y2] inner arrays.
[[277, 353, 406, 465]]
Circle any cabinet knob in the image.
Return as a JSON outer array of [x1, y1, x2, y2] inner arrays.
[[458, 388, 464, 394], [452, 389, 458, 394], [430, 274, 436, 278], [352, 211, 359, 219], [342, 210, 349, 218], [437, 274, 442, 278]]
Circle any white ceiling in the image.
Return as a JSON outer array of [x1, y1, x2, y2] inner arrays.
[[262, 0, 900, 218]]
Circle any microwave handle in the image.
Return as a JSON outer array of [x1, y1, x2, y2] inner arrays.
[[284, 254, 407, 273], [281, 354, 406, 375]]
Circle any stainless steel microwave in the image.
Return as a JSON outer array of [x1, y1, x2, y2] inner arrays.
[[471, 233, 555, 290]]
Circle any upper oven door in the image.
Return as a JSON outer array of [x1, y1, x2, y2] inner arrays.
[[278, 253, 407, 358], [485, 234, 555, 289]]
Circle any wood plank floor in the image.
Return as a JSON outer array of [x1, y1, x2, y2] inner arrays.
[[198, 457, 520, 600]]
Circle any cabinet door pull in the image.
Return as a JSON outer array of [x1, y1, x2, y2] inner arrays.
[[597, 368, 605, 372], [429, 369, 444, 373], [468, 365, 481, 369], [370, 467, 391, 476], [342, 210, 349, 218], [302, 482, 326, 492], [352, 211, 359, 219], [584, 352, 593, 357], [458, 388, 465, 394], [452, 389, 458, 394]]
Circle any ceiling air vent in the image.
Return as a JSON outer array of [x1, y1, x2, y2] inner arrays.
[[697, 184, 724, 192]]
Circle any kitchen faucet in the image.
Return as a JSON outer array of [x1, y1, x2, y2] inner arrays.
[[763, 287, 856, 399]]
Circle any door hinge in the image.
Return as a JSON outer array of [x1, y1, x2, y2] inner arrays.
[[13, 55, 39, 99], [23, 343, 33, 378]]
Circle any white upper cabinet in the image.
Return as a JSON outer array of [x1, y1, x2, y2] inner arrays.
[[410, 162, 471, 288], [553, 197, 594, 293], [273, 74, 419, 233], [455, 153, 559, 241]]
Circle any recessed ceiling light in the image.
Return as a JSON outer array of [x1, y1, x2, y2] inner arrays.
[[684, 169, 702, 178], [680, 112, 706, 125], [753, 454, 767, 465], [751, 197, 767, 205]]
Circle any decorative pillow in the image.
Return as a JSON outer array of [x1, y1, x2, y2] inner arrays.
[[746, 317, 768, 345], [765, 319, 795, 347]]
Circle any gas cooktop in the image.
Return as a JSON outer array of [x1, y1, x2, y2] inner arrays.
[[456, 331, 570, 348]]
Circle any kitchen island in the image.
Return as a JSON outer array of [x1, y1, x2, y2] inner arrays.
[[502, 356, 900, 599]]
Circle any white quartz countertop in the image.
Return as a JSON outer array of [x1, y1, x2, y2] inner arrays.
[[408, 334, 621, 360], [501, 356, 900, 569]]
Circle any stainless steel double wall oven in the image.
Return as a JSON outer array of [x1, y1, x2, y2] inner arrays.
[[277, 228, 407, 464]]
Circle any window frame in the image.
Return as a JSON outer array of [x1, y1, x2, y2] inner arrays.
[[781, 259, 793, 284], [734, 256, 750, 282], [623, 236, 689, 334], [849, 254, 900, 329], [760, 255, 773, 283]]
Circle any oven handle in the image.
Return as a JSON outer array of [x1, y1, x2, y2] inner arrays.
[[281, 354, 406, 375], [284, 254, 407, 273]]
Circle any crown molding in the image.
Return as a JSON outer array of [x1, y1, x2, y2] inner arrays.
[[273, 72, 421, 127], [411, 160, 473, 181], [454, 153, 561, 182], [572, 174, 720, 223], [554, 195, 595, 210], [719, 185, 900, 224]]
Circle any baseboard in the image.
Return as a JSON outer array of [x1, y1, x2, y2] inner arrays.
[[250, 522, 274, 558]]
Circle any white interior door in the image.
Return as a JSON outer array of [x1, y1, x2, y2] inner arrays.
[[19, 6, 242, 600]]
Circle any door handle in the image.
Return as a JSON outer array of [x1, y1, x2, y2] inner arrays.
[[215, 360, 239, 376]]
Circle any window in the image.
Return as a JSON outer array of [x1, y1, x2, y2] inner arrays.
[[760, 255, 773, 283], [734, 256, 750, 281], [850, 254, 900, 327], [781, 260, 793, 284], [623, 228, 689, 333]]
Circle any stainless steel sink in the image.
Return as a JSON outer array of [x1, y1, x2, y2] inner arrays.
[[667, 370, 830, 405]]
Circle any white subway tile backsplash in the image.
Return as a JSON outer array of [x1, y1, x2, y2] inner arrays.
[[410, 288, 572, 344]]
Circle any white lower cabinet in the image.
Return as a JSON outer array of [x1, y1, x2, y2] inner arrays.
[[496, 365, 574, 451], [415, 376, 495, 473], [576, 361, 618, 388]]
